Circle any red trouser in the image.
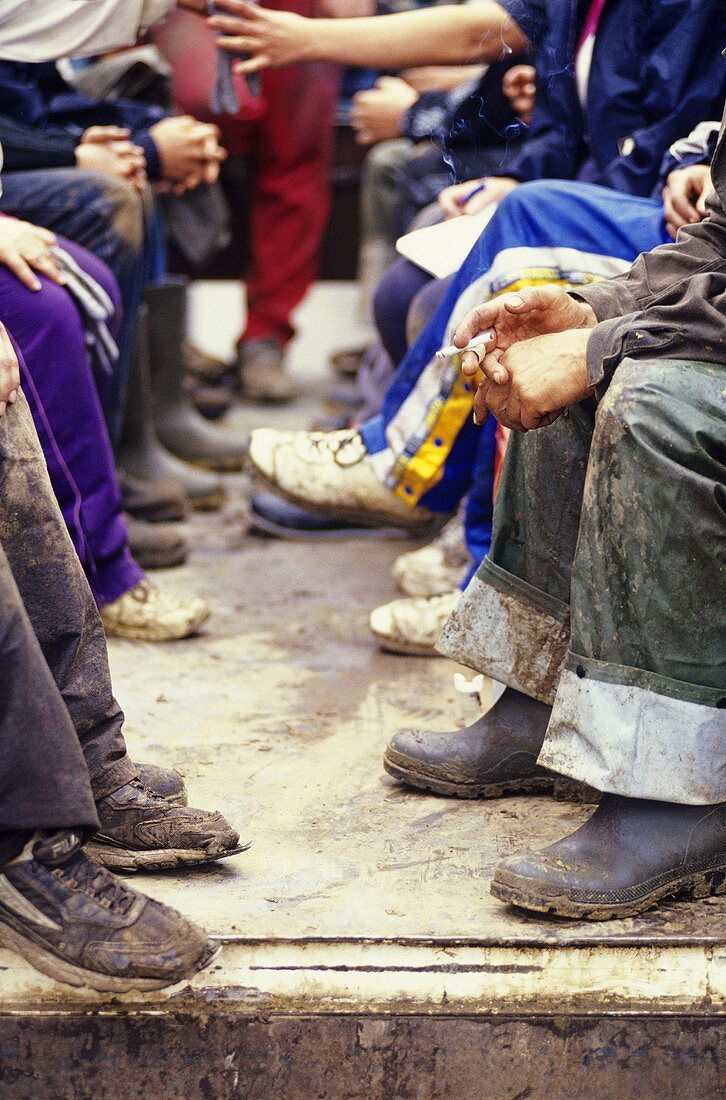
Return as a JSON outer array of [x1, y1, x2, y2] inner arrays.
[[156, 3, 339, 346]]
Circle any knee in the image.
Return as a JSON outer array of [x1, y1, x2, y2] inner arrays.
[[593, 359, 684, 456], [497, 178, 574, 218], [364, 139, 409, 187], [93, 174, 145, 254]]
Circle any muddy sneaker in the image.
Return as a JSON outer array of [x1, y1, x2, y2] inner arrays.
[[134, 762, 187, 806], [86, 778, 249, 871], [248, 428, 437, 530], [393, 505, 471, 597], [238, 337, 295, 403], [0, 830, 215, 991], [101, 579, 210, 642], [369, 591, 460, 656]]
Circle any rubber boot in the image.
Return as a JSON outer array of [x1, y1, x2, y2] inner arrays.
[[146, 279, 246, 471], [117, 306, 226, 512]]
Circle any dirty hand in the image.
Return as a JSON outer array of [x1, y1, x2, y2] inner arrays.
[[0, 216, 63, 291], [75, 136, 147, 190], [149, 116, 226, 191], [438, 176, 518, 219], [473, 329, 593, 431], [501, 64, 536, 124], [210, 1, 314, 74], [0, 322, 21, 416], [455, 286, 597, 384], [662, 163, 712, 239], [351, 77, 418, 145]]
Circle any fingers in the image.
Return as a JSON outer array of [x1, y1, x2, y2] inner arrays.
[[29, 251, 64, 286], [83, 125, 131, 143], [438, 189, 464, 218], [36, 227, 58, 246], [666, 183, 699, 227], [4, 253, 44, 291], [0, 322, 21, 409], [453, 303, 499, 349], [212, 0, 260, 16], [233, 54, 269, 74]]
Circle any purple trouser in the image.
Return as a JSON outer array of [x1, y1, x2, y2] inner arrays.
[[0, 237, 143, 608]]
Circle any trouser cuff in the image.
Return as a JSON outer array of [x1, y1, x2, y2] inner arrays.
[[89, 756, 138, 802], [539, 655, 726, 804], [436, 558, 570, 705]]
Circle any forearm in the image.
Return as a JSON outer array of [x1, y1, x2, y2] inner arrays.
[[307, 5, 527, 69]]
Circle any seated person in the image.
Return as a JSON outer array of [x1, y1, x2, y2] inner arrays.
[[222, 0, 725, 533], [384, 103, 726, 919], [0, 327, 244, 874], [0, 2, 245, 494], [0, 213, 213, 641]]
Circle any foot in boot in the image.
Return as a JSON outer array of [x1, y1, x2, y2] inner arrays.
[[86, 778, 249, 871], [124, 514, 188, 570], [238, 337, 295, 403], [0, 831, 215, 991], [491, 795, 726, 920], [384, 688, 555, 797], [248, 427, 438, 530], [134, 762, 187, 806], [100, 579, 210, 642], [146, 281, 246, 472], [369, 591, 460, 656], [117, 469, 188, 523]]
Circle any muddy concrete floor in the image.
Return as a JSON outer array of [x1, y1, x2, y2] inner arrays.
[[100, 283, 725, 948]]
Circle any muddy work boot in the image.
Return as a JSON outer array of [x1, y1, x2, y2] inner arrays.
[[0, 830, 215, 991], [238, 337, 295, 404], [249, 428, 438, 531], [86, 778, 249, 872], [492, 796, 726, 920], [101, 579, 210, 642], [124, 514, 188, 570], [384, 687, 556, 798], [134, 762, 187, 807], [117, 305, 227, 513], [393, 503, 471, 597], [147, 280, 246, 472], [117, 469, 188, 523]]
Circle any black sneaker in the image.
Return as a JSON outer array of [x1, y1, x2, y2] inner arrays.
[[0, 831, 216, 991], [86, 778, 250, 871]]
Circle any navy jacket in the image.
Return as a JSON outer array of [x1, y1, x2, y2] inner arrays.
[[498, 0, 726, 196], [0, 61, 165, 177]]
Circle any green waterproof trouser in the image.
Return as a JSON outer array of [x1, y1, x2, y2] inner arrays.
[[439, 357, 726, 804]]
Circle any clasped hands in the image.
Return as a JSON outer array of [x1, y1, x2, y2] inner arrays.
[[453, 286, 598, 432]]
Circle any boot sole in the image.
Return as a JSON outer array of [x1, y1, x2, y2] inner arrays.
[[125, 505, 187, 524], [166, 453, 245, 474], [0, 923, 220, 993], [84, 840, 252, 873], [249, 510, 413, 542], [491, 860, 726, 921], [383, 752, 558, 799], [373, 633, 439, 657], [132, 547, 188, 571], [249, 464, 441, 535], [101, 607, 211, 643], [189, 490, 227, 513]]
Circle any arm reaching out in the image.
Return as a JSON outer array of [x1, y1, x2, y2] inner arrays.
[[210, 1, 529, 74]]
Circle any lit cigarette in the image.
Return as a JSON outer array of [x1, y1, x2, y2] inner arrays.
[[435, 330, 494, 360]]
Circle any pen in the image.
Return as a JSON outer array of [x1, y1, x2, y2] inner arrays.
[[458, 182, 487, 206], [435, 330, 494, 360]]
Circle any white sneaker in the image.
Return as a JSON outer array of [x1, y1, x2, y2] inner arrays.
[[101, 580, 210, 642], [393, 505, 471, 597], [369, 591, 460, 656], [248, 428, 435, 529]]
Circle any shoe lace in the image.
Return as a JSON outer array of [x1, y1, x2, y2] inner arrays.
[[50, 851, 138, 916], [308, 430, 365, 468]]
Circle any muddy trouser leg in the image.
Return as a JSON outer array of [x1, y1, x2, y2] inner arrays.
[[439, 399, 594, 702], [0, 395, 135, 802], [539, 358, 726, 805]]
